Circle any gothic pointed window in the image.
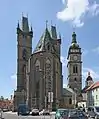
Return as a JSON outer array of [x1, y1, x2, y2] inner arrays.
[[45, 59, 51, 92], [75, 66, 78, 73], [73, 65, 78, 73], [22, 49, 27, 60]]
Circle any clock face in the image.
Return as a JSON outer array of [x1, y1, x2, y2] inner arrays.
[[73, 55, 77, 60]]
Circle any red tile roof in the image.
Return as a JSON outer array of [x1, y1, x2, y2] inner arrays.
[[86, 81, 99, 91]]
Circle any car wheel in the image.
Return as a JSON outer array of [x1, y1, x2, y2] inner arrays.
[[95, 116, 98, 119]]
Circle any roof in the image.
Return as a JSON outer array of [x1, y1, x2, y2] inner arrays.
[[86, 72, 93, 81], [86, 81, 99, 91], [81, 86, 89, 93], [86, 76, 93, 81], [33, 28, 52, 53], [63, 87, 75, 96]]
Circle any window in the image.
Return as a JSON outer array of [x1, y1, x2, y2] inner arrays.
[[69, 98, 72, 104], [74, 78, 77, 81], [96, 95, 98, 100], [96, 88, 98, 91], [73, 65, 78, 73], [48, 45, 50, 50]]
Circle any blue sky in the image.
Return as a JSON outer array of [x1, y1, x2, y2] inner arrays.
[[0, 0, 99, 98]]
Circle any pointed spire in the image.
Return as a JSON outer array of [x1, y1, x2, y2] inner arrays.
[[72, 31, 77, 43], [17, 20, 20, 28], [88, 72, 90, 76], [30, 23, 32, 31], [59, 32, 61, 39], [46, 20, 48, 29], [71, 24, 77, 43], [22, 15, 29, 32], [51, 24, 57, 39]]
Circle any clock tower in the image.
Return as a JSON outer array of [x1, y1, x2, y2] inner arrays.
[[67, 32, 82, 95]]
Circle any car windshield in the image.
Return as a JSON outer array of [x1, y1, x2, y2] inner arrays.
[[57, 109, 68, 116], [69, 109, 77, 115], [95, 107, 99, 112]]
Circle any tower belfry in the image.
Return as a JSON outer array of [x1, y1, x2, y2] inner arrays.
[[13, 15, 33, 111]]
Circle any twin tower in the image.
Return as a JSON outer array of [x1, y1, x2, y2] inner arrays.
[[13, 16, 82, 111]]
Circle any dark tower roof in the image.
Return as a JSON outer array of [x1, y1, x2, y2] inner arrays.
[[22, 16, 29, 32], [33, 27, 51, 53], [72, 32, 77, 44], [86, 72, 93, 81], [70, 32, 79, 49], [50, 25, 57, 39]]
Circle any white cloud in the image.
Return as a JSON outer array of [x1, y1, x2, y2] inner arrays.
[[82, 67, 99, 79], [57, 0, 99, 27], [61, 56, 67, 66], [93, 46, 99, 54], [62, 0, 66, 4]]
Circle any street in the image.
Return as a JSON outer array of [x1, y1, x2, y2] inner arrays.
[[2, 112, 55, 119]]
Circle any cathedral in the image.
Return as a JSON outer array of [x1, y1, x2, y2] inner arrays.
[[13, 16, 83, 111], [13, 16, 63, 111]]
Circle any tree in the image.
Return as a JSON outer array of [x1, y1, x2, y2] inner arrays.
[[0, 96, 4, 100]]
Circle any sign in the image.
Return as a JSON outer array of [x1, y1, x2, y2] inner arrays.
[[48, 92, 53, 103], [51, 92, 53, 102]]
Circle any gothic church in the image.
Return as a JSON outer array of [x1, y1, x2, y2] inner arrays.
[[13, 16, 82, 111]]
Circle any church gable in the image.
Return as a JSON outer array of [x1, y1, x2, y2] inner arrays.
[[33, 28, 52, 53]]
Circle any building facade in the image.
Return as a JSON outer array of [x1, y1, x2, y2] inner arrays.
[[28, 25, 63, 110], [14, 16, 63, 111], [86, 81, 99, 107]]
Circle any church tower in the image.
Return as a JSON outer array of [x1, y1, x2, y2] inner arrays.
[[13, 16, 33, 111], [67, 32, 82, 94]]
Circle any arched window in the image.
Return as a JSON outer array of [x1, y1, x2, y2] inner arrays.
[[47, 44, 50, 50], [35, 59, 40, 71], [74, 78, 77, 81], [73, 65, 78, 73], [69, 86, 71, 88], [75, 66, 78, 73], [45, 59, 51, 91], [69, 98, 72, 104]]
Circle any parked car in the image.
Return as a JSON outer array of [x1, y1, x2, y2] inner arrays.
[[31, 109, 39, 116], [17, 104, 30, 116], [55, 108, 69, 119], [39, 109, 50, 115], [68, 110, 88, 119], [87, 106, 99, 119]]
